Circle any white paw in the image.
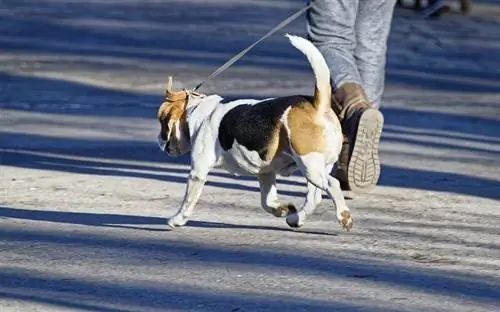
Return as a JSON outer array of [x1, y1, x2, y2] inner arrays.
[[286, 212, 304, 228], [167, 214, 188, 229]]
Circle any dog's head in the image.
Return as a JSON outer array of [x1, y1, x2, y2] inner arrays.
[[157, 77, 191, 157]]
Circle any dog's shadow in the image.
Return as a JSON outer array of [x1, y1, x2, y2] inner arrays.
[[0, 206, 337, 236], [185, 220, 338, 236]]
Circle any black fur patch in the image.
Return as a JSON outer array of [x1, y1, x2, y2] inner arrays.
[[218, 95, 311, 159]]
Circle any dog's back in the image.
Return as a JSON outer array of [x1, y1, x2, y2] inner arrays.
[[212, 35, 342, 175]]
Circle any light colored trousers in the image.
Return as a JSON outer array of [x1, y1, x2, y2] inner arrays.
[[307, 0, 397, 107]]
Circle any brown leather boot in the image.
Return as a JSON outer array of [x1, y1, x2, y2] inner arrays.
[[335, 134, 350, 191], [332, 83, 384, 193]]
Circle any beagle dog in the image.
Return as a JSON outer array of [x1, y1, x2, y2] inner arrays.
[[157, 35, 353, 231]]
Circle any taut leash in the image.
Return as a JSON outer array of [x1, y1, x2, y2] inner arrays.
[[192, 3, 313, 92], [191, 0, 447, 92]]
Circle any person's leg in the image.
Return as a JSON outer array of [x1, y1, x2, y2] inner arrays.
[[355, 0, 397, 107], [307, 0, 392, 193], [307, 0, 362, 91], [334, 0, 395, 193], [329, 0, 395, 193]]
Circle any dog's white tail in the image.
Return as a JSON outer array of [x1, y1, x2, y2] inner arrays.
[[286, 34, 331, 112]]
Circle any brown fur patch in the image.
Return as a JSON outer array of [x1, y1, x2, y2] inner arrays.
[[262, 122, 289, 162], [157, 90, 189, 141], [287, 100, 326, 155]]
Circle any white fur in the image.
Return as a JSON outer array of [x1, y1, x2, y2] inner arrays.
[[286, 34, 331, 93], [163, 35, 351, 231], [285, 154, 350, 228]]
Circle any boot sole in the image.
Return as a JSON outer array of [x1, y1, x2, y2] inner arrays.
[[347, 108, 384, 193]]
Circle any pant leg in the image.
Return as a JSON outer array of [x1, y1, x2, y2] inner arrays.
[[354, 0, 397, 107], [307, 0, 361, 91]]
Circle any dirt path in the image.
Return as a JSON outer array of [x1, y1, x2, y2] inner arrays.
[[1, 1, 499, 311]]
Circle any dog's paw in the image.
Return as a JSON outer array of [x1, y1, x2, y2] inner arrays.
[[272, 203, 296, 217], [338, 210, 353, 232], [167, 214, 188, 229], [286, 212, 304, 228]]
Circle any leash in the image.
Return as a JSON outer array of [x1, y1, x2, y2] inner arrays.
[[191, 0, 448, 92], [192, 3, 313, 92], [419, 0, 447, 18], [398, 0, 449, 49]]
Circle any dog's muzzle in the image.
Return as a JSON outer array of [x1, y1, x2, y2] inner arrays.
[[157, 133, 167, 152]]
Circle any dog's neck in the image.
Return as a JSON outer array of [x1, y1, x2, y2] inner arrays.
[[185, 93, 223, 137]]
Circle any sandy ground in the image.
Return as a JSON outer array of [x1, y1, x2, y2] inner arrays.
[[1, 0, 500, 311]]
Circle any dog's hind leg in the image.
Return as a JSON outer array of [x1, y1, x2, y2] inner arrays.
[[325, 171, 353, 231], [287, 153, 353, 231], [285, 181, 323, 228], [258, 171, 296, 217]]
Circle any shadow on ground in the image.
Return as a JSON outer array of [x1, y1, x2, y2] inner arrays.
[[1, 0, 500, 199], [1, 1, 500, 311], [1, 0, 500, 92], [0, 217, 499, 311], [2, 143, 500, 201], [2, 73, 500, 200], [0, 206, 337, 236]]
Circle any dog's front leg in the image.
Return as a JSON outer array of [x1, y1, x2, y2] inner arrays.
[[167, 137, 216, 229], [167, 175, 206, 229]]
